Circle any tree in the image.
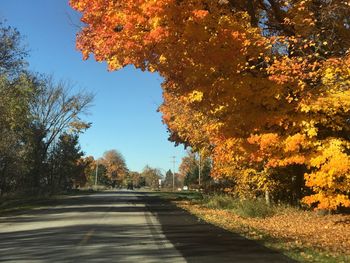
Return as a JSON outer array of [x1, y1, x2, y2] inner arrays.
[[28, 75, 93, 191], [141, 166, 162, 189], [0, 75, 33, 195], [71, 0, 350, 210], [95, 163, 109, 186], [128, 171, 143, 188], [79, 156, 95, 186], [48, 133, 84, 192], [0, 22, 28, 77], [0, 22, 32, 195], [100, 150, 128, 186], [163, 169, 173, 189], [179, 151, 211, 189], [0, 21, 94, 196]]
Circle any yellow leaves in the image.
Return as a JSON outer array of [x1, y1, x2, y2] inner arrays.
[[210, 105, 226, 115], [150, 16, 161, 28], [304, 138, 350, 210], [186, 90, 203, 103], [69, 0, 88, 11], [322, 67, 337, 86], [148, 64, 157, 72], [107, 57, 123, 70], [300, 121, 318, 138], [306, 127, 317, 137], [322, 59, 350, 91], [158, 54, 166, 63]]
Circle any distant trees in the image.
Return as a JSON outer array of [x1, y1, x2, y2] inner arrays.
[[162, 170, 173, 189], [128, 171, 144, 188], [163, 169, 183, 189], [0, 22, 93, 196], [80, 150, 134, 189], [141, 166, 162, 189], [179, 151, 212, 190]]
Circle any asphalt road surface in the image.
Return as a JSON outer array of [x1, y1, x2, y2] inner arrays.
[[0, 191, 294, 262]]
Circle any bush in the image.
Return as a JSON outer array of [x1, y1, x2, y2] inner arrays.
[[203, 194, 276, 218], [235, 198, 275, 218], [204, 194, 237, 210]]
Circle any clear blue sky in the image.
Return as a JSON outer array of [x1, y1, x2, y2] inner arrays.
[[0, 0, 187, 173]]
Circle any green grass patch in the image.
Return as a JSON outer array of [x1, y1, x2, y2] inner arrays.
[[0, 189, 96, 215], [0, 196, 59, 215], [151, 190, 203, 202], [203, 194, 275, 218]]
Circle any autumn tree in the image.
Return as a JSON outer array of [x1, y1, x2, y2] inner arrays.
[[128, 171, 144, 188], [71, 0, 350, 210], [100, 150, 128, 186], [141, 166, 162, 189]]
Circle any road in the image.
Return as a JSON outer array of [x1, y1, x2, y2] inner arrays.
[[0, 191, 294, 262]]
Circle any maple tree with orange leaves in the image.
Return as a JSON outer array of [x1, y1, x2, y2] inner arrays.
[[70, 0, 350, 210]]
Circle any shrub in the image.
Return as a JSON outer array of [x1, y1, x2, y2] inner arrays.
[[203, 194, 276, 218], [234, 198, 275, 218], [204, 194, 237, 210]]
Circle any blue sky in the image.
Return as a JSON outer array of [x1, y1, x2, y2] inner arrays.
[[0, 0, 187, 173]]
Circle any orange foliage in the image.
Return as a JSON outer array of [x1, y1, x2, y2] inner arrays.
[[70, 0, 350, 210]]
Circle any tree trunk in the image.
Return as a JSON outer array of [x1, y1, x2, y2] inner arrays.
[[265, 189, 271, 206]]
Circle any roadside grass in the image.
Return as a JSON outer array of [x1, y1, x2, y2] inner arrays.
[[152, 190, 203, 202], [155, 191, 350, 263], [0, 196, 60, 215], [0, 189, 96, 215], [204, 194, 275, 218]]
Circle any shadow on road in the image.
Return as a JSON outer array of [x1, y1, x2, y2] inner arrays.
[[143, 193, 295, 263]]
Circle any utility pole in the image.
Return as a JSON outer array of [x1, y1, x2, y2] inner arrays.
[[95, 160, 98, 187], [171, 156, 176, 191]]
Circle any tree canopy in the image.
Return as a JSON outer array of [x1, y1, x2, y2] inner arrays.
[[70, 0, 350, 210], [0, 22, 94, 195]]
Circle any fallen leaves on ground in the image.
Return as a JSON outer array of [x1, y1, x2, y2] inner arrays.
[[176, 201, 350, 261]]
